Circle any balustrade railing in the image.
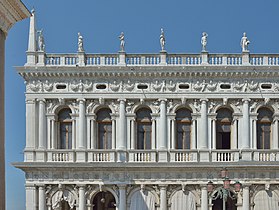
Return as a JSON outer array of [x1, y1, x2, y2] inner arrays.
[[41, 53, 279, 67], [169, 150, 198, 162], [128, 150, 157, 162], [29, 149, 279, 163], [253, 150, 279, 161], [212, 150, 240, 162]]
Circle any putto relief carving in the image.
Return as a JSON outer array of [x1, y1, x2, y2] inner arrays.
[[152, 80, 164, 92], [206, 80, 217, 91], [110, 81, 121, 92], [124, 80, 135, 92], [192, 80, 206, 92], [166, 80, 176, 91], [26, 80, 42, 92], [44, 80, 53, 92]]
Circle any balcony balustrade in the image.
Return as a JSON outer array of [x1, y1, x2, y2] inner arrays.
[[24, 149, 279, 163]]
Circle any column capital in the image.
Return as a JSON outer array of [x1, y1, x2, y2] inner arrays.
[[200, 184, 208, 189], [36, 184, 46, 188], [158, 184, 168, 189], [242, 98, 251, 103], [200, 98, 208, 103], [159, 98, 167, 103], [26, 98, 36, 104], [37, 98, 46, 103], [77, 98, 86, 103], [77, 184, 87, 188], [117, 98, 126, 103], [117, 184, 127, 190]]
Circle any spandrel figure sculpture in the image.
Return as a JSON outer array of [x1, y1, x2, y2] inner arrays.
[[78, 32, 84, 52], [201, 32, 208, 52], [160, 28, 166, 51], [37, 29, 45, 51], [240, 32, 250, 52], [119, 32, 125, 52]]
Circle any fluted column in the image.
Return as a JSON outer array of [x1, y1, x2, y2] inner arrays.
[[118, 99, 126, 150], [171, 117, 176, 149], [151, 117, 156, 149], [71, 115, 77, 149], [26, 184, 37, 210], [242, 186, 250, 210], [26, 99, 36, 149], [232, 117, 238, 149], [118, 185, 126, 210], [90, 115, 96, 149], [38, 99, 46, 149], [159, 99, 167, 149], [111, 115, 116, 149], [191, 114, 198, 149], [38, 185, 46, 210], [160, 185, 168, 210], [201, 185, 208, 210], [212, 118, 216, 149], [78, 99, 86, 149], [251, 115, 257, 149], [273, 115, 279, 149], [79, 185, 86, 210], [131, 117, 136, 149], [242, 99, 250, 149], [200, 99, 208, 149]]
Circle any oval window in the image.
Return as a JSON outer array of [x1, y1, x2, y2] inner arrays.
[[179, 84, 190, 89], [261, 84, 272, 89], [220, 84, 231, 89], [96, 84, 107, 89], [56, 84, 66, 89], [137, 84, 148, 89]]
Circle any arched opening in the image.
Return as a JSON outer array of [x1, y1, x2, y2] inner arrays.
[[212, 189, 236, 210], [175, 108, 192, 149], [253, 190, 279, 210], [170, 190, 196, 210], [93, 191, 116, 210], [136, 108, 152, 149], [129, 190, 156, 210], [257, 107, 273, 149], [96, 108, 112, 149], [61, 200, 75, 210], [216, 108, 233, 149], [58, 108, 72, 149]]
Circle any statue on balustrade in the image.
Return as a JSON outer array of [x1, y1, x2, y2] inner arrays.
[[160, 28, 166, 51], [201, 32, 208, 52], [37, 29, 45, 51], [240, 32, 250, 52], [78, 32, 84, 52], [119, 32, 125, 52]]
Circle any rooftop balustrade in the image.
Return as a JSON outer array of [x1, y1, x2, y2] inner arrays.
[[28, 52, 279, 67]]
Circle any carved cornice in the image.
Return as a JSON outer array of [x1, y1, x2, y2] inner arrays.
[[0, 0, 30, 34]]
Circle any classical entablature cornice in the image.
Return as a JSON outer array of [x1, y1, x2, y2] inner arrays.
[[0, 0, 30, 34], [16, 65, 279, 80]]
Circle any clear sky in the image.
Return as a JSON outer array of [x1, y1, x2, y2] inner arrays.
[[5, 0, 279, 209]]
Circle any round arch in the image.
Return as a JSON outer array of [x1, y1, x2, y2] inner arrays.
[[131, 103, 157, 114], [168, 186, 199, 209], [172, 104, 195, 114]]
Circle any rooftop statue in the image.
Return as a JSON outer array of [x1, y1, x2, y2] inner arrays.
[[160, 28, 166, 51], [119, 32, 125, 52], [37, 29, 45, 51], [201, 32, 208, 52], [78, 32, 84, 52], [240, 32, 250, 52]]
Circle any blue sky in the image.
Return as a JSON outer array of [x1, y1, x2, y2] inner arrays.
[[5, 0, 279, 209]]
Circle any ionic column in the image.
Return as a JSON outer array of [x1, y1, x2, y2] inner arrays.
[[159, 185, 168, 210], [38, 99, 47, 149], [71, 115, 77, 149], [26, 99, 36, 148], [50, 116, 57, 149], [171, 118, 176, 149], [117, 99, 126, 150], [273, 116, 279, 149], [200, 99, 208, 149], [201, 185, 208, 210], [232, 117, 238, 149], [38, 185, 46, 210], [90, 116, 96, 149], [118, 185, 126, 210], [78, 99, 86, 149], [251, 115, 257, 149], [212, 118, 216, 149], [191, 115, 197, 149], [79, 185, 86, 210], [131, 117, 136, 149], [26, 184, 37, 210], [242, 186, 250, 210], [111, 115, 116, 149], [151, 117, 156, 149], [242, 99, 250, 149], [46, 114, 51, 149], [159, 99, 167, 149]]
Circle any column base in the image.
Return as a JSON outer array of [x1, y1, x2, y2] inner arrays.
[[36, 150, 46, 162]]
